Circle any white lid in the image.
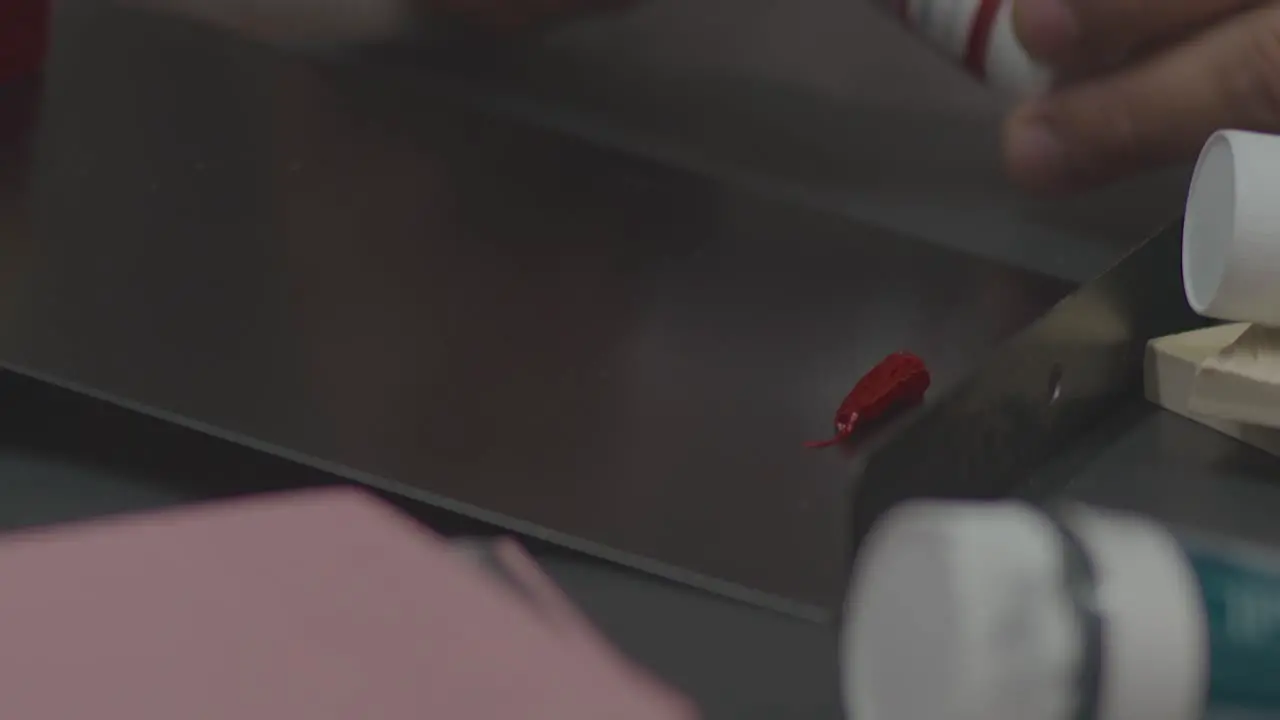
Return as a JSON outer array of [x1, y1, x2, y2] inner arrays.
[[1184, 129, 1280, 325], [1066, 508, 1207, 720], [841, 501, 1079, 720], [841, 500, 1207, 720]]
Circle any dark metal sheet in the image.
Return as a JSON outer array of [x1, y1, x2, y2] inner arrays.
[[0, 6, 1070, 616], [852, 223, 1204, 560]]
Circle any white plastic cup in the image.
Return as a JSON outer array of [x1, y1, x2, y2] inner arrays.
[[1183, 129, 1280, 326], [885, 0, 1049, 95], [841, 499, 1280, 720]]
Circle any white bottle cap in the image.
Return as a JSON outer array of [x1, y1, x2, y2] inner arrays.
[[841, 500, 1207, 720], [1184, 129, 1280, 325]]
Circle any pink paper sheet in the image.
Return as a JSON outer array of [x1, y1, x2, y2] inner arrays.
[[0, 487, 698, 719]]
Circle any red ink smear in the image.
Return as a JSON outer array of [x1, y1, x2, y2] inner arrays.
[[963, 0, 1002, 79], [806, 352, 931, 450]]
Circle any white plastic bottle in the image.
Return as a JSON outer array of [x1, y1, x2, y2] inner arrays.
[[884, 0, 1050, 95], [842, 499, 1280, 720]]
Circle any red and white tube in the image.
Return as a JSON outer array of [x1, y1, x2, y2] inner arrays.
[[888, 0, 1048, 95]]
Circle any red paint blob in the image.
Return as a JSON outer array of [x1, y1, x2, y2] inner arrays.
[[806, 352, 931, 450]]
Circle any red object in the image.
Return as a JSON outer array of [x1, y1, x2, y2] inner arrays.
[[0, 0, 50, 85], [963, 0, 1003, 79], [805, 352, 932, 450]]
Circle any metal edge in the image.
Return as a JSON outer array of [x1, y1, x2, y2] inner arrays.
[[843, 221, 1204, 608]]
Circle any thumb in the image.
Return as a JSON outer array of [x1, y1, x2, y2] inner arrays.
[[1004, 3, 1280, 192]]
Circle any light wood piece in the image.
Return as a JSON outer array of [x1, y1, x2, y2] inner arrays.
[[1145, 323, 1280, 457]]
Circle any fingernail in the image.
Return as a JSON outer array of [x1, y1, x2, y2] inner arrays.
[[1014, 0, 1079, 59], [1006, 117, 1070, 191]]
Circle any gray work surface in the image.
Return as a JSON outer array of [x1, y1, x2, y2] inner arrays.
[[1055, 400, 1280, 549]]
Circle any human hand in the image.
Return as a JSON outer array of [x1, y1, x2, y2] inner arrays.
[[1003, 0, 1280, 192]]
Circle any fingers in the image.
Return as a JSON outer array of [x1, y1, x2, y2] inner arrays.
[[1014, 0, 1262, 66], [1004, 3, 1280, 192]]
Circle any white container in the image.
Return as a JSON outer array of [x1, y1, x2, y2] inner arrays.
[[1183, 129, 1280, 327], [885, 0, 1049, 95], [842, 499, 1280, 720]]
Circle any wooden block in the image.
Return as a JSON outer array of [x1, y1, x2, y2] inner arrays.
[[1191, 324, 1280, 430], [1145, 324, 1280, 457]]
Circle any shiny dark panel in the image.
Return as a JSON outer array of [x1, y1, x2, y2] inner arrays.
[[0, 6, 1070, 614], [853, 224, 1202, 556]]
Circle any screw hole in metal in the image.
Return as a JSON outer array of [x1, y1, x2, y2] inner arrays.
[[1047, 364, 1064, 406]]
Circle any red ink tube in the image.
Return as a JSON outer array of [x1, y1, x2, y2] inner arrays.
[[878, 0, 1048, 95]]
